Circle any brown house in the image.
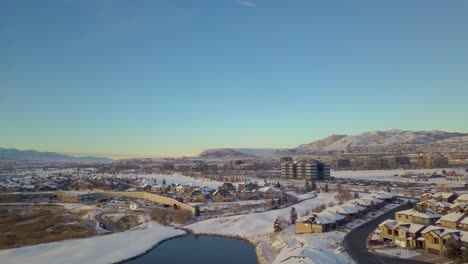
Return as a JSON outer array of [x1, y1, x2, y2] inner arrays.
[[212, 189, 234, 202], [436, 212, 466, 229], [421, 226, 461, 256]]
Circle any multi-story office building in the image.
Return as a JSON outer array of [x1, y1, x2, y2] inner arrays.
[[280, 158, 330, 180]]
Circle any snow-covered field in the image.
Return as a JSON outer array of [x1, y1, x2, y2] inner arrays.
[[187, 193, 336, 237], [332, 168, 467, 183], [118, 172, 228, 189], [0, 222, 185, 264]]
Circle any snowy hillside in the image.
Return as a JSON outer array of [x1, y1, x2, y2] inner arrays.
[[297, 130, 468, 152]]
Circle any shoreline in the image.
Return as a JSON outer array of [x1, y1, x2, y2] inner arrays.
[[118, 226, 265, 264], [114, 232, 188, 264]]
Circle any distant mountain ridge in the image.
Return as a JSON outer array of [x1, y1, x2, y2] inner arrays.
[[298, 130, 468, 152], [199, 130, 468, 158], [0, 148, 112, 163]]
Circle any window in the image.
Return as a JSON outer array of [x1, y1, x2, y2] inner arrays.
[[405, 215, 409, 219], [433, 238, 439, 244], [443, 239, 446, 245], [388, 229, 392, 235], [394, 231, 399, 236]]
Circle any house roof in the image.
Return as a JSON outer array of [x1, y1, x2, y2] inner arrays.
[[396, 208, 441, 219], [298, 213, 336, 225], [455, 194, 468, 203], [436, 212, 466, 224]]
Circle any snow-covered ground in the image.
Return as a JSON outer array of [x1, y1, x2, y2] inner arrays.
[[0, 222, 185, 264], [186, 193, 356, 263], [187, 193, 336, 237], [332, 168, 467, 183], [375, 248, 420, 259], [118, 172, 229, 189]]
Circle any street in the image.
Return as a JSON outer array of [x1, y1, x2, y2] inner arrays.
[[343, 203, 428, 264]]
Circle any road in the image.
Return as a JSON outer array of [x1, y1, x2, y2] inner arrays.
[[343, 204, 428, 264]]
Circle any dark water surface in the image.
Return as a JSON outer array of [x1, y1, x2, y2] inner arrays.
[[123, 235, 257, 264]]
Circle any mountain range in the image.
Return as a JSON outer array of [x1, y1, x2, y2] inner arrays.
[[0, 148, 112, 163], [199, 130, 468, 158]]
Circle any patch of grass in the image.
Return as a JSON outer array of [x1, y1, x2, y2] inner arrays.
[[0, 205, 96, 250]]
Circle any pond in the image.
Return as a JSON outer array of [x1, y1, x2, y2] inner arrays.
[[123, 234, 257, 264]]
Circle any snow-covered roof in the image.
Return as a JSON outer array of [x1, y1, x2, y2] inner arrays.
[[455, 194, 468, 203], [272, 247, 340, 264], [421, 225, 462, 239], [319, 210, 345, 221], [396, 208, 441, 219], [298, 213, 336, 225], [258, 186, 281, 193], [436, 212, 466, 224], [378, 219, 402, 229]]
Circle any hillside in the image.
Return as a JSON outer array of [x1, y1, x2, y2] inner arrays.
[[198, 149, 259, 159], [297, 130, 468, 153], [0, 148, 112, 163], [198, 130, 468, 158]]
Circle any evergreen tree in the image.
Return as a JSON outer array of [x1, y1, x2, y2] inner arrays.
[[324, 183, 329, 193], [195, 205, 201, 217], [354, 192, 359, 199], [386, 185, 391, 192], [311, 180, 317, 191], [276, 181, 281, 188], [162, 179, 166, 185], [406, 199, 414, 209], [290, 207, 298, 224], [305, 179, 310, 192], [274, 218, 282, 232]]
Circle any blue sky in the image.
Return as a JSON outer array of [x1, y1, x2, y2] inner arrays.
[[1, 0, 468, 158]]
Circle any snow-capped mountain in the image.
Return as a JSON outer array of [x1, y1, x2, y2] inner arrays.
[[297, 130, 468, 153], [198, 130, 468, 158]]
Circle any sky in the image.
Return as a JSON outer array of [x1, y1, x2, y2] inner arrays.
[[1, 0, 468, 158]]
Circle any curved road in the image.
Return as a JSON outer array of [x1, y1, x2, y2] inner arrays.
[[343, 204, 427, 264]]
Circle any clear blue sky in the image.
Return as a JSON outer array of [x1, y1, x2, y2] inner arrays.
[[1, 0, 468, 158]]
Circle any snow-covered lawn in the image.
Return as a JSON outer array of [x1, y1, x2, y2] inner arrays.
[[0, 222, 185, 264], [375, 248, 420, 259], [187, 193, 336, 237]]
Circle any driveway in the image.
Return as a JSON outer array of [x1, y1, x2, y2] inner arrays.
[[343, 204, 428, 264]]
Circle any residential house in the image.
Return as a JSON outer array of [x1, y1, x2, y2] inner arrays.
[[436, 212, 466, 229], [378, 220, 403, 242], [218, 182, 236, 192], [395, 209, 441, 225], [394, 223, 426, 248], [212, 189, 234, 202], [458, 217, 468, 231], [455, 194, 468, 204], [186, 189, 209, 202], [238, 182, 258, 192], [236, 190, 260, 200], [421, 192, 458, 203], [295, 213, 336, 234], [258, 186, 283, 200], [421, 226, 462, 256], [151, 184, 169, 193], [450, 203, 468, 213], [416, 199, 451, 214]]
